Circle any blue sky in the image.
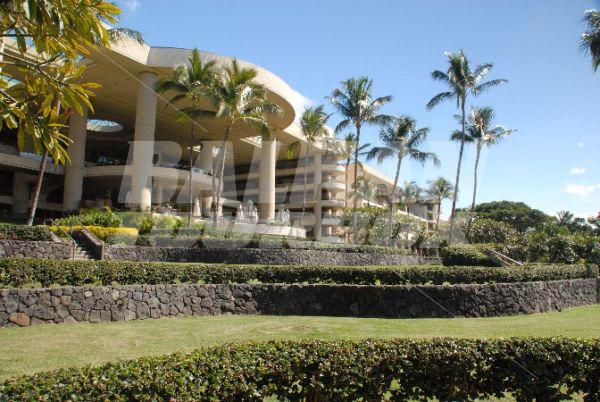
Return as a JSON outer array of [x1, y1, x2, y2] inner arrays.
[[117, 0, 600, 218]]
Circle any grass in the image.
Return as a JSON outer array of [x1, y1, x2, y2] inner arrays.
[[0, 305, 599, 380]]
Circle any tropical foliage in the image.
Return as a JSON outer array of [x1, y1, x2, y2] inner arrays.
[[426, 177, 454, 224], [580, 9, 600, 71], [155, 49, 217, 224], [427, 51, 507, 242], [339, 132, 370, 207], [329, 77, 392, 191]]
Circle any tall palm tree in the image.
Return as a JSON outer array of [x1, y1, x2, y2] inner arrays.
[[349, 175, 378, 207], [580, 9, 600, 71], [328, 77, 392, 192], [287, 105, 331, 226], [556, 210, 575, 227], [206, 60, 282, 222], [155, 48, 217, 225], [451, 106, 514, 231], [367, 116, 439, 245], [426, 51, 507, 242], [426, 176, 454, 224], [339, 132, 370, 207]]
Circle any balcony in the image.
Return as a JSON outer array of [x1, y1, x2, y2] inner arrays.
[[321, 180, 345, 192], [320, 199, 344, 208]]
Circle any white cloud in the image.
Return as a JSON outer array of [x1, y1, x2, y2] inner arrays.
[[564, 182, 599, 198], [570, 167, 587, 175], [124, 0, 140, 13]]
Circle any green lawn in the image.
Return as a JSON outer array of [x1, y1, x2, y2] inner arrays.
[[1, 305, 599, 380]]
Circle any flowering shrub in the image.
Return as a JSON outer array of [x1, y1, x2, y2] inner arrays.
[[467, 218, 517, 244], [54, 207, 122, 228]]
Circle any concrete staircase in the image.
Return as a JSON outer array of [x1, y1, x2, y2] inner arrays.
[[73, 243, 94, 260]]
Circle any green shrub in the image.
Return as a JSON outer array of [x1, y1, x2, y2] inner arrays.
[[0, 258, 594, 288], [104, 233, 411, 254], [54, 208, 122, 228], [1, 338, 599, 401], [468, 218, 517, 244], [440, 244, 502, 267], [0, 224, 53, 241]]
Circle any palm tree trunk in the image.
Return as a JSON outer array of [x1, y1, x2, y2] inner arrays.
[[299, 148, 309, 227], [448, 98, 467, 243], [188, 123, 195, 227], [26, 150, 49, 226], [353, 123, 361, 191], [436, 197, 441, 225], [214, 122, 233, 225], [388, 154, 403, 247], [466, 143, 482, 239]]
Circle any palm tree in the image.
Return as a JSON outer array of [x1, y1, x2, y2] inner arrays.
[[287, 105, 331, 226], [367, 116, 439, 245], [328, 77, 392, 192], [397, 181, 422, 213], [580, 9, 600, 71], [426, 176, 454, 224], [556, 210, 575, 227], [451, 106, 514, 230], [349, 175, 378, 207], [206, 60, 282, 222], [339, 132, 370, 207], [426, 51, 507, 243], [155, 48, 217, 225]]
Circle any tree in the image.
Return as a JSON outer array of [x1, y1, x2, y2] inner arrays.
[[397, 181, 423, 213], [451, 106, 514, 235], [287, 105, 331, 226], [367, 115, 439, 245], [426, 177, 454, 224], [556, 210, 575, 227], [580, 9, 600, 71], [426, 51, 507, 242], [155, 49, 217, 225], [328, 77, 392, 192], [206, 60, 281, 222], [349, 175, 378, 207], [461, 201, 552, 233], [339, 132, 370, 207], [1, 0, 122, 224]]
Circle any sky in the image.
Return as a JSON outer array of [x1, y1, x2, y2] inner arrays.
[[117, 0, 600, 219]]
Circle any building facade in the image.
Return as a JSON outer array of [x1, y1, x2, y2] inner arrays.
[[1, 37, 436, 241]]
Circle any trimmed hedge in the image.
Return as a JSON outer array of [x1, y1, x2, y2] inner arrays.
[[50, 225, 138, 241], [440, 244, 502, 266], [1, 338, 599, 401], [105, 234, 411, 254], [0, 224, 53, 241], [0, 258, 596, 288]]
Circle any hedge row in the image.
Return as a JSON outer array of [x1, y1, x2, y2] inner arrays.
[[2, 339, 599, 401], [0, 258, 596, 288], [440, 244, 502, 266], [105, 234, 410, 254], [0, 224, 53, 241]]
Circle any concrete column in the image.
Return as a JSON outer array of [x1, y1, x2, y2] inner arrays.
[[62, 105, 88, 211], [152, 180, 163, 206], [199, 141, 213, 217], [258, 138, 276, 220], [312, 150, 322, 239], [130, 71, 158, 211], [12, 173, 30, 216]]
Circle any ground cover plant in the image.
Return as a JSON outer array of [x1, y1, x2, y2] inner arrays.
[[0, 258, 595, 288], [0, 224, 54, 241], [1, 337, 598, 401]]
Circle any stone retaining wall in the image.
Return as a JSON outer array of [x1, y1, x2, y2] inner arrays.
[[1, 278, 598, 327], [0, 240, 72, 260], [104, 245, 419, 266]]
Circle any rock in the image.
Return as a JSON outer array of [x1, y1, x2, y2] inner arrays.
[[9, 312, 30, 327]]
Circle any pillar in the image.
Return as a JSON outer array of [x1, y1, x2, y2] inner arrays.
[[62, 105, 88, 211], [258, 138, 276, 220], [312, 150, 322, 239], [12, 173, 29, 216], [130, 71, 157, 211], [199, 141, 213, 217], [152, 180, 163, 206]]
